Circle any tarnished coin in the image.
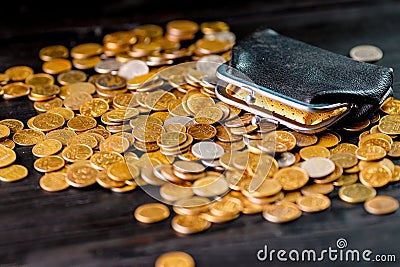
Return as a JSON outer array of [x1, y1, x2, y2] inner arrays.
[[0, 164, 28, 182], [349, 44, 383, 62], [338, 183, 376, 203], [134, 203, 170, 223], [364, 195, 399, 215]]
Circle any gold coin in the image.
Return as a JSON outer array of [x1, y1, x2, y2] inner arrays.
[[0, 73, 9, 85], [380, 97, 400, 114], [100, 135, 130, 153], [391, 165, 400, 182], [132, 122, 164, 143], [42, 58, 72, 74], [34, 155, 65, 172], [32, 139, 63, 157], [263, 201, 302, 223], [171, 214, 211, 234], [62, 144, 93, 162], [107, 162, 137, 182], [80, 98, 109, 117], [73, 56, 102, 69], [329, 152, 358, 168], [159, 182, 194, 202], [71, 43, 103, 59], [291, 131, 318, 147], [282, 191, 302, 203], [63, 91, 93, 110], [330, 143, 358, 154], [25, 73, 54, 87], [200, 21, 230, 34], [12, 129, 45, 146], [378, 114, 400, 135], [199, 211, 240, 223], [66, 161, 98, 187], [32, 113, 65, 132], [157, 132, 187, 148], [209, 196, 243, 217], [67, 116, 97, 131], [338, 183, 376, 203], [355, 145, 386, 161], [316, 132, 340, 148], [359, 138, 391, 152], [388, 141, 400, 157], [47, 107, 75, 121], [192, 176, 229, 197], [333, 173, 359, 187], [57, 70, 87, 85], [0, 119, 24, 133], [359, 165, 391, 188], [96, 170, 126, 188], [0, 125, 10, 140], [90, 151, 124, 170], [299, 145, 330, 160], [144, 91, 177, 111], [172, 196, 210, 215], [172, 161, 205, 174], [2, 82, 30, 99], [273, 167, 309, 191], [0, 164, 28, 182], [111, 184, 137, 193], [33, 98, 64, 112], [39, 172, 69, 192], [155, 251, 195, 267], [296, 194, 331, 212], [301, 183, 334, 196], [67, 133, 98, 148], [134, 203, 170, 223], [186, 94, 215, 114], [45, 128, 77, 146], [364, 195, 399, 215], [195, 39, 231, 54], [0, 139, 15, 149], [194, 106, 223, 124], [5, 66, 34, 81], [186, 124, 216, 140], [39, 45, 69, 61]]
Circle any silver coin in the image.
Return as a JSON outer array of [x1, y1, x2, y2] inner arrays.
[[164, 116, 194, 126], [277, 152, 296, 168], [117, 59, 149, 80], [191, 141, 224, 160], [349, 45, 383, 62], [201, 159, 222, 168], [196, 55, 226, 77], [94, 59, 122, 74], [141, 166, 166, 186], [204, 31, 236, 43], [301, 157, 335, 178]]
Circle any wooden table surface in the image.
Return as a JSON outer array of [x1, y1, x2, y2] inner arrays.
[[1, 1, 400, 266]]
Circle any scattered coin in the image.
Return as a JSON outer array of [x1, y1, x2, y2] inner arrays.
[[349, 44, 383, 62]]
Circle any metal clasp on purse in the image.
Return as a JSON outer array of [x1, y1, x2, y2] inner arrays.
[[215, 64, 353, 133]]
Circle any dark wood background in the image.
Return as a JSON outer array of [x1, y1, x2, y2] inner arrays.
[[1, 0, 400, 266]]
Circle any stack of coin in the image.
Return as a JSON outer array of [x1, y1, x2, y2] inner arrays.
[[1, 19, 399, 241]]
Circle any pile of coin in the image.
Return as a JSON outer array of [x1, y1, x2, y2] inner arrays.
[[0, 19, 399, 246]]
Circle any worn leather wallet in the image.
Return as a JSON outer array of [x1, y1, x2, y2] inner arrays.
[[215, 28, 393, 133]]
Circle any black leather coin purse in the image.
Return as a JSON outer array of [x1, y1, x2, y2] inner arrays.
[[215, 28, 393, 133]]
